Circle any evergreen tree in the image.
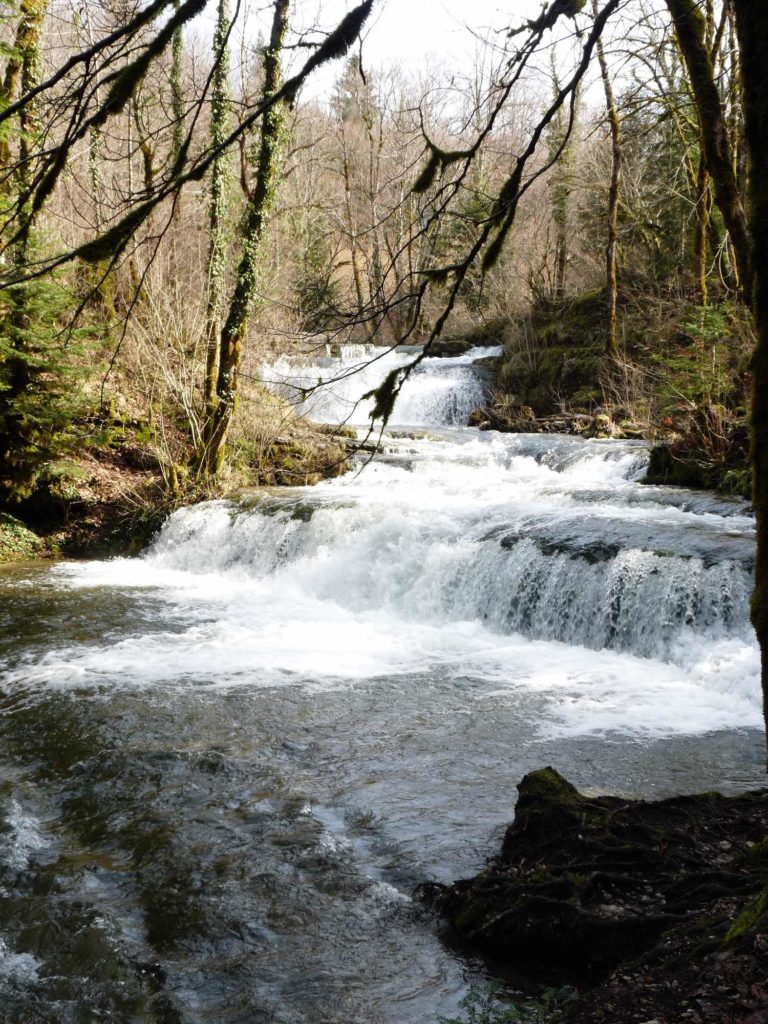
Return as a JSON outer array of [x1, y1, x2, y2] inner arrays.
[[0, 255, 94, 503]]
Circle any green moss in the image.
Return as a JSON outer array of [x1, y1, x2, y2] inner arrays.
[[0, 512, 46, 563], [724, 887, 768, 945], [741, 838, 768, 876], [498, 293, 607, 414], [517, 767, 583, 807]]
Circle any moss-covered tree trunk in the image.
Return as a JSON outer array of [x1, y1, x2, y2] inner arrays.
[[732, 1, 768, 756], [171, 0, 185, 166], [593, 0, 622, 354], [6, 1, 46, 372], [666, 0, 751, 298], [340, 139, 370, 327], [693, 156, 711, 305], [202, 0, 232, 433], [202, 0, 291, 476], [546, 67, 576, 302], [0, 2, 35, 176]]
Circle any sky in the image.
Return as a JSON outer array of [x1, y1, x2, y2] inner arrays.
[[189, 0, 595, 107], [290, 0, 547, 99], [356, 0, 540, 67]]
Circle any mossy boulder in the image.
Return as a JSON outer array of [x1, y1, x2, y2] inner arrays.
[[428, 337, 475, 358], [499, 766, 586, 855], [428, 768, 768, 994], [0, 512, 47, 563]]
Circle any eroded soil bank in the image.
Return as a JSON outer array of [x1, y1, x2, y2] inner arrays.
[[428, 768, 768, 1024]]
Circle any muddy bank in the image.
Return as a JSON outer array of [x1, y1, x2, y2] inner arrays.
[[427, 768, 768, 1023]]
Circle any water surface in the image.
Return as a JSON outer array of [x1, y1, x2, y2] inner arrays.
[[0, 347, 763, 1023]]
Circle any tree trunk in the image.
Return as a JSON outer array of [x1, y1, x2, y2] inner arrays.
[[593, 0, 622, 354], [732, 0, 768, 757], [0, 2, 36, 178], [666, 0, 751, 298], [202, 0, 232, 432], [341, 142, 370, 324], [171, 0, 185, 166], [0, 0, 48, 499], [693, 156, 710, 305], [203, 0, 291, 476]]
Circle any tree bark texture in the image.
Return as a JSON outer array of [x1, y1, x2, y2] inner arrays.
[[203, 0, 291, 475], [594, 1, 622, 354], [666, 0, 751, 298], [732, 0, 768, 757], [203, 0, 232, 431]]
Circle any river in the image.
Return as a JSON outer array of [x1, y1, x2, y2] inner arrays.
[[0, 345, 764, 1023]]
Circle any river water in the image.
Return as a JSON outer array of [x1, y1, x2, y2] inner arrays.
[[0, 346, 764, 1023]]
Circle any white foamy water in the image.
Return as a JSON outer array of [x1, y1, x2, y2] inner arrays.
[[264, 343, 499, 426], [9, 393, 761, 738], [0, 939, 40, 985], [0, 800, 48, 871]]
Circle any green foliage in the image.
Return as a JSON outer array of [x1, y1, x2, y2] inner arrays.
[[0, 510, 45, 561], [0, 262, 96, 503], [434, 180, 495, 311], [681, 303, 734, 346], [438, 984, 575, 1024], [295, 220, 341, 331]]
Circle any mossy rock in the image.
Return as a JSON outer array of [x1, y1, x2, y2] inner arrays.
[[428, 337, 475, 357], [430, 768, 768, 989], [497, 294, 607, 415], [0, 513, 47, 563], [724, 887, 768, 946], [500, 767, 587, 857]]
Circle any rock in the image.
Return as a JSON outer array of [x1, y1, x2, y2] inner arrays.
[[426, 768, 768, 1009], [0, 512, 47, 563], [426, 337, 473, 358], [618, 420, 646, 440], [583, 412, 614, 438]]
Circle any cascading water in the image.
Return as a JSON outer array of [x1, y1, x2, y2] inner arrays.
[[265, 343, 498, 426], [0, 346, 764, 1024]]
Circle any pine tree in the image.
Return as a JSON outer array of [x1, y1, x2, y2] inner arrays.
[[0, 0, 94, 504], [0, 257, 93, 503]]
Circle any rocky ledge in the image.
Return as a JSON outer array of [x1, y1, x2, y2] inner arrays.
[[425, 768, 768, 1023], [468, 403, 646, 440]]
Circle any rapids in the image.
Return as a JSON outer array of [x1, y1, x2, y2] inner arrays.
[[0, 345, 764, 1023]]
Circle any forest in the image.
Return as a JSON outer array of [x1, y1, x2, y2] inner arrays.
[[1, 1, 767, 1022]]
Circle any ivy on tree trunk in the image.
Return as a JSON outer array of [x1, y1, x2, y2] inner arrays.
[[202, 0, 291, 476], [666, 0, 751, 299]]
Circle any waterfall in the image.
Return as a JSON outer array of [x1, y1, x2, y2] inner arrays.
[[264, 344, 499, 426], [12, 344, 761, 739], [146, 439, 753, 665], [3, 336, 763, 1024]]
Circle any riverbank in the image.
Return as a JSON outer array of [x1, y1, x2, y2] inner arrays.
[[466, 290, 754, 498], [430, 768, 768, 1024], [0, 412, 351, 563]]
